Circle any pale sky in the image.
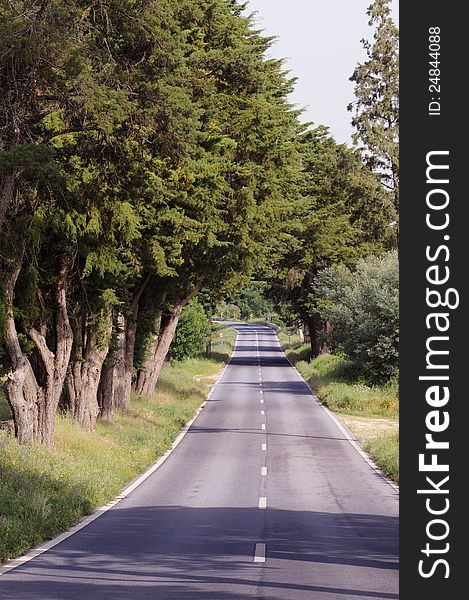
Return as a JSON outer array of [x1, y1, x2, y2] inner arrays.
[[245, 0, 399, 145]]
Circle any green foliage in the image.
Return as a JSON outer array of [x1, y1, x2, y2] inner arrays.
[[348, 0, 399, 208], [265, 126, 396, 338], [169, 299, 210, 361], [227, 283, 277, 320], [1, 0, 305, 406], [365, 434, 399, 483], [314, 251, 399, 382], [287, 349, 399, 418], [215, 302, 242, 321]]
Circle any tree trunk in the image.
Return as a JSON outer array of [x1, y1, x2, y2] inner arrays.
[[135, 312, 162, 397], [97, 313, 128, 421], [65, 325, 111, 432], [97, 360, 115, 423], [322, 320, 332, 354], [298, 326, 304, 343], [120, 306, 138, 409], [3, 262, 38, 444], [3, 255, 74, 447], [4, 355, 38, 445], [97, 275, 150, 420], [306, 316, 325, 358], [113, 314, 129, 412], [136, 297, 188, 397], [134, 290, 167, 396]]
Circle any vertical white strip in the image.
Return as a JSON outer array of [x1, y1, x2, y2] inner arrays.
[[254, 543, 266, 563]]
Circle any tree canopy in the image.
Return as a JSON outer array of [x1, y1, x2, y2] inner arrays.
[[0, 0, 304, 444], [1, 0, 399, 445]]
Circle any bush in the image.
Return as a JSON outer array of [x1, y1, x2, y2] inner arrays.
[[314, 251, 399, 382], [169, 299, 210, 361]]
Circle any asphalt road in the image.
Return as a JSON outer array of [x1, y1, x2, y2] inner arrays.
[[0, 324, 399, 599]]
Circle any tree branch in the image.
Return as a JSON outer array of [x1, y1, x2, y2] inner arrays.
[[28, 327, 55, 379], [43, 127, 99, 143], [128, 272, 152, 314]]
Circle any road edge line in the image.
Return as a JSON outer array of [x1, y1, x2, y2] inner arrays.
[[0, 329, 239, 576], [260, 327, 399, 494]]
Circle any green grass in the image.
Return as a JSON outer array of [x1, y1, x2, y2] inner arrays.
[[365, 434, 399, 484], [209, 323, 238, 362], [0, 327, 235, 562], [284, 345, 399, 418]]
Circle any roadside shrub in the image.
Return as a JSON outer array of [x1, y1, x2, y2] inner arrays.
[[314, 251, 398, 382], [169, 298, 210, 361]]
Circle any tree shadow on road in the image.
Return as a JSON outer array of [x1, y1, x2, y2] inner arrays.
[[0, 505, 398, 600]]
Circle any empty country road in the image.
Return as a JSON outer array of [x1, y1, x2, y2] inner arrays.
[[0, 324, 399, 600]]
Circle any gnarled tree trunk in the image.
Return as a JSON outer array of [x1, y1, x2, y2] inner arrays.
[[97, 357, 115, 423], [3, 277, 39, 444], [65, 323, 112, 432], [136, 297, 188, 397], [97, 313, 130, 422], [3, 255, 74, 447], [135, 309, 163, 397], [97, 275, 150, 421]]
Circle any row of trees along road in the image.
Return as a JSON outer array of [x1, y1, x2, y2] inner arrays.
[[0, 0, 397, 447], [0, 0, 304, 446], [265, 0, 398, 357]]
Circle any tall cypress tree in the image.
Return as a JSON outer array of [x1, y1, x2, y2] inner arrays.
[[348, 0, 399, 210]]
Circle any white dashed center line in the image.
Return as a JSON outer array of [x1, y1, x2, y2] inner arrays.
[[254, 543, 266, 563], [261, 466, 267, 476], [261, 443, 267, 451], [259, 497, 267, 509]]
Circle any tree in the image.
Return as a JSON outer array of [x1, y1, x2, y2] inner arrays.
[[169, 299, 210, 362], [0, 0, 311, 444], [0, 0, 133, 233], [348, 0, 399, 210], [266, 127, 395, 356], [314, 251, 399, 382], [135, 0, 305, 396]]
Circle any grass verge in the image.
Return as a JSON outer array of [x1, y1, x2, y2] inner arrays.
[[281, 338, 399, 484], [0, 326, 235, 563], [364, 434, 399, 484]]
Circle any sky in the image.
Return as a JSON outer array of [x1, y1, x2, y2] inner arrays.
[[245, 0, 399, 145]]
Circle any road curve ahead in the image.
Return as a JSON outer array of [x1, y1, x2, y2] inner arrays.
[[0, 324, 399, 600]]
